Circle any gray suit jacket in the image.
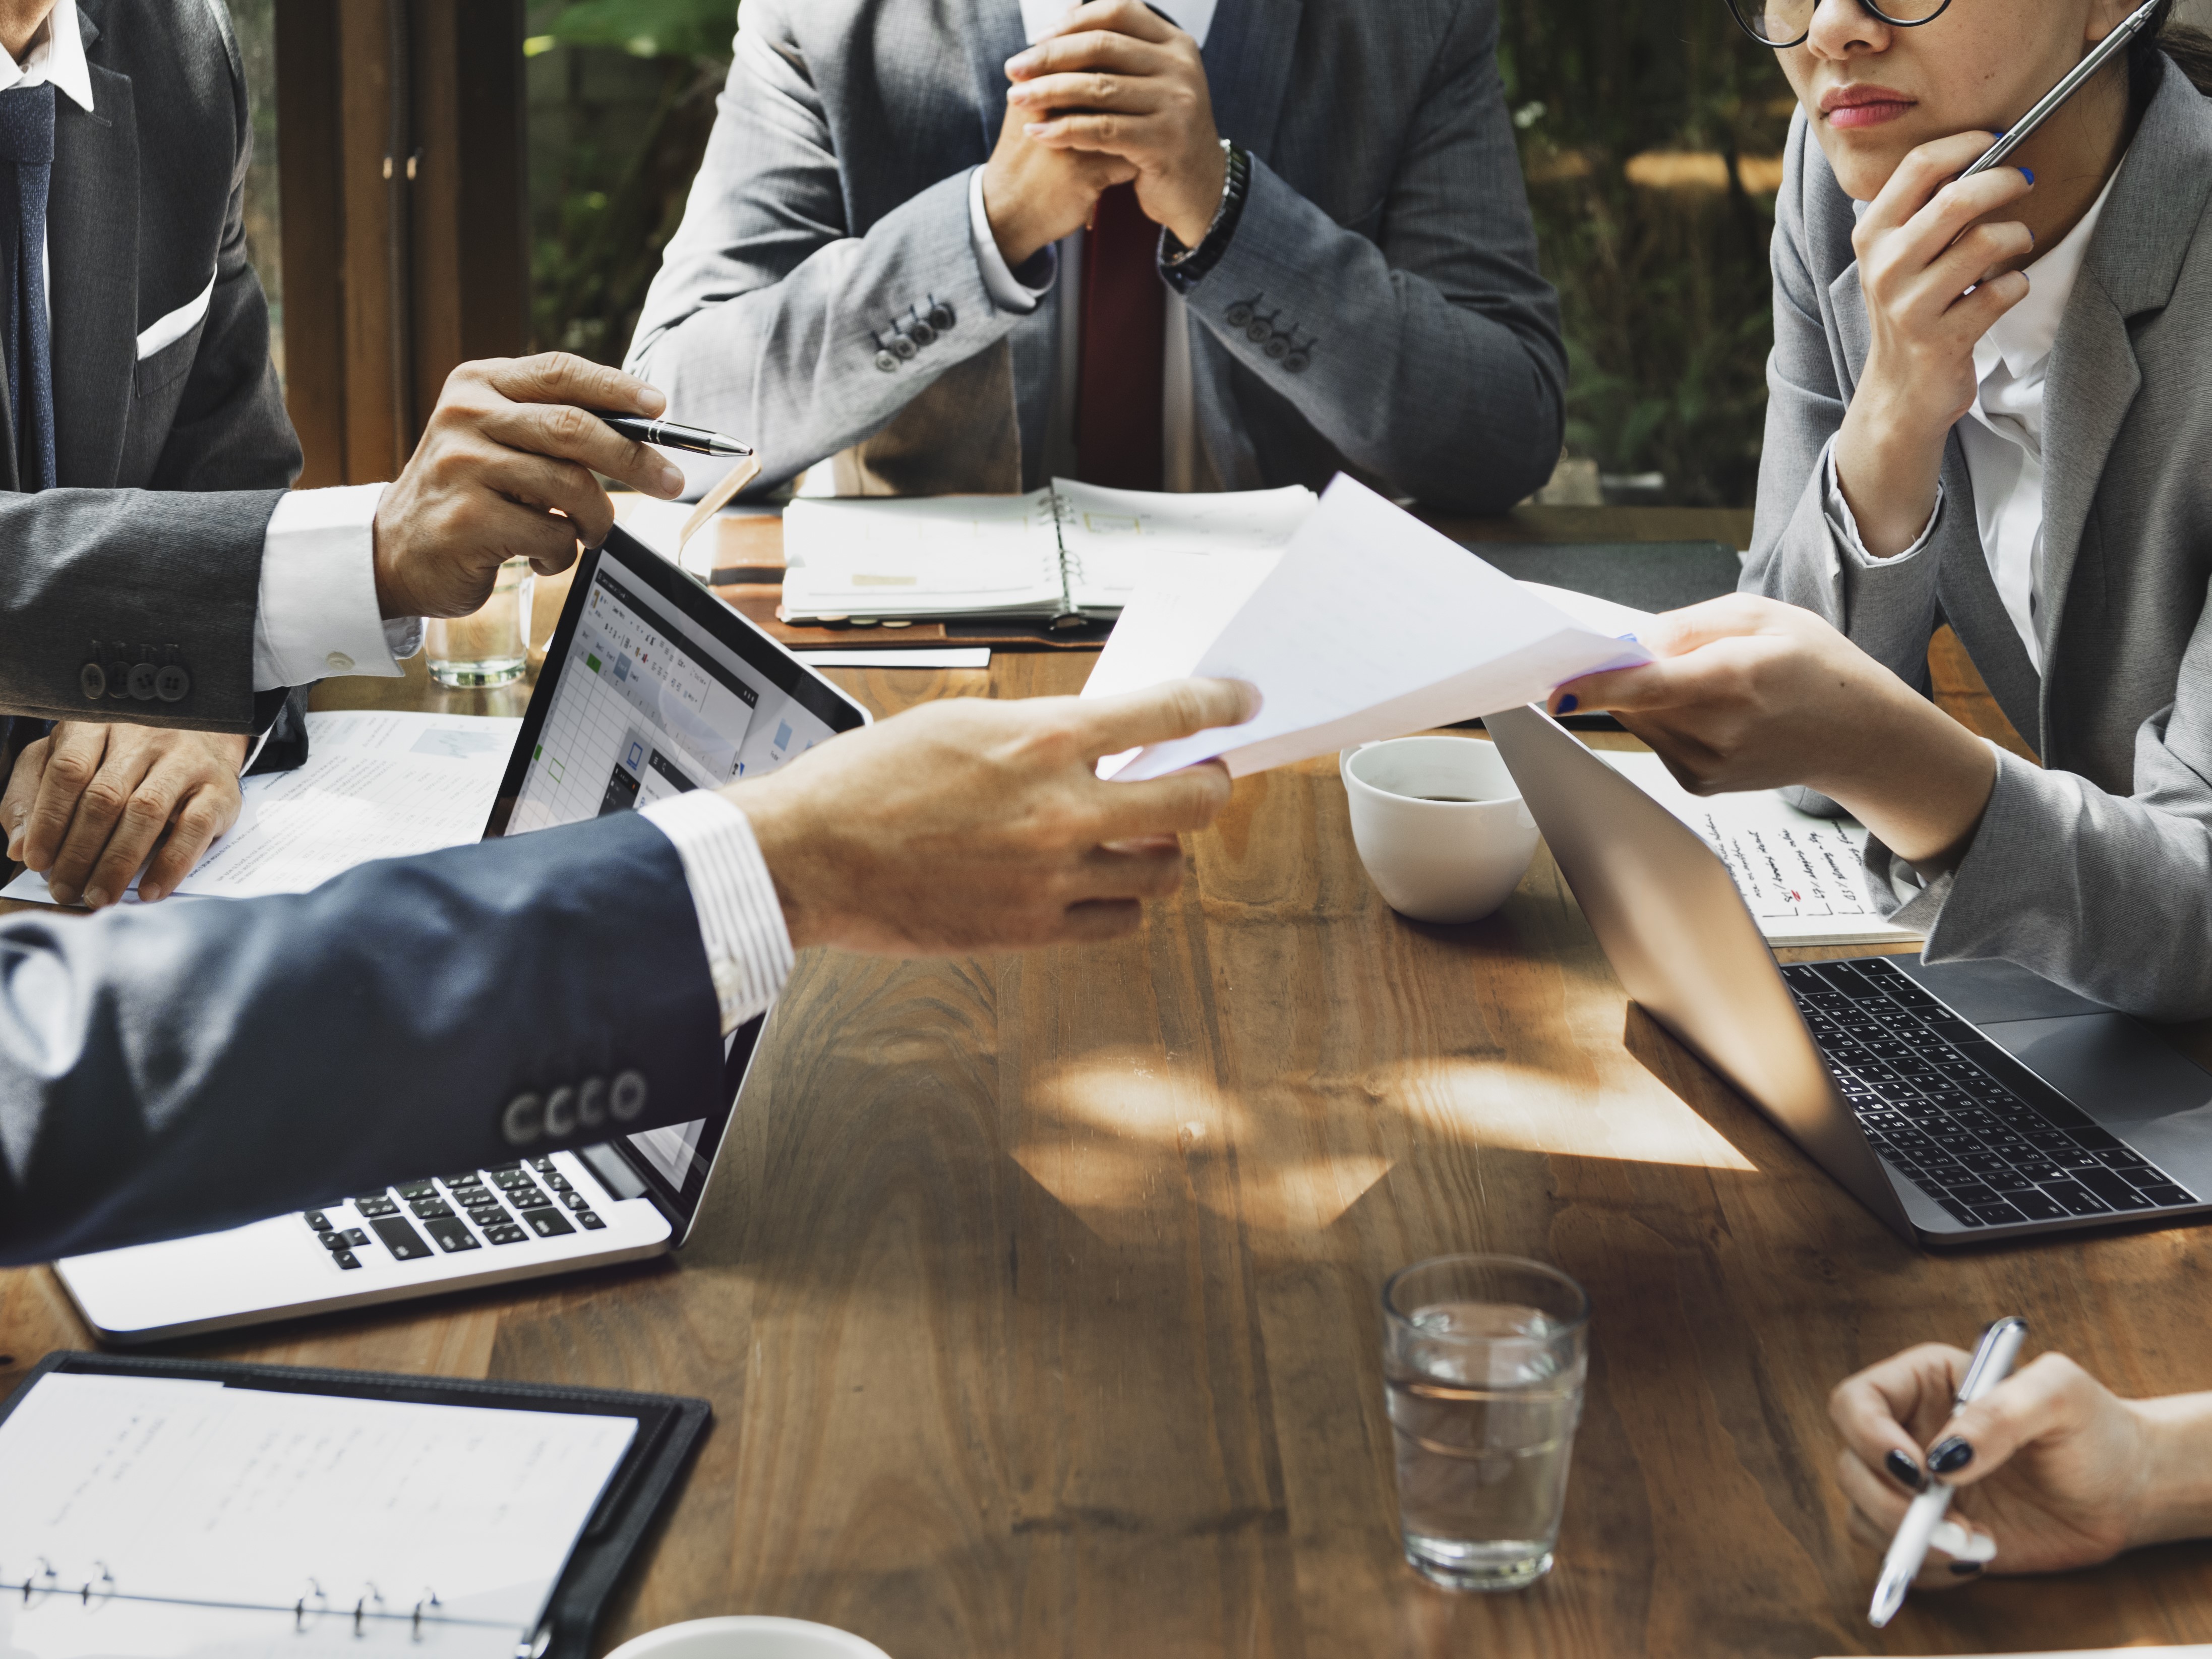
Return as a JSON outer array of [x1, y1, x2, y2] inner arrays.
[[626, 0, 1565, 513], [0, 0, 301, 739], [0, 811, 724, 1265], [1742, 61, 2212, 1020]]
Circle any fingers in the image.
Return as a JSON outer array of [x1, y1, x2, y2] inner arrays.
[[1831, 1342, 1972, 1474], [1021, 0, 1178, 51], [480, 352, 665, 420], [1919, 1351, 2102, 1492], [3, 738, 45, 862], [43, 735, 160, 905], [138, 781, 241, 903], [476, 399, 683, 517], [1010, 67, 1170, 116], [21, 723, 111, 879], [1860, 131, 2010, 235], [1080, 677, 1259, 758], [1093, 761, 1233, 840], [445, 439, 621, 551], [1010, 28, 1159, 85], [1077, 838, 1188, 902], [1052, 897, 1148, 942]]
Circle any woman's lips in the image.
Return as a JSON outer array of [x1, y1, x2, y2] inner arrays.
[[1820, 84, 1917, 130]]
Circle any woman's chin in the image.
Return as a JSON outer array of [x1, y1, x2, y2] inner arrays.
[[1814, 129, 1918, 204]]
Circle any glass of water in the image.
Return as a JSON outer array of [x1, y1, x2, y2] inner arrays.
[[425, 557, 535, 688], [1382, 1254, 1590, 1591]]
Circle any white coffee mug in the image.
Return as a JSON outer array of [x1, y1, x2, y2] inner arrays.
[[604, 1617, 892, 1659], [1339, 736, 1539, 924]]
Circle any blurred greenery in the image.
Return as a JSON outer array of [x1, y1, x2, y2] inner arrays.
[[527, 0, 1794, 504]]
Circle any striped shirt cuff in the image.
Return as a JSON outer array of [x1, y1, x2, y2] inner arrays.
[[638, 790, 795, 1035]]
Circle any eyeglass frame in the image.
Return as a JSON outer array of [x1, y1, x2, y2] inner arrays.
[[1723, 0, 1955, 49]]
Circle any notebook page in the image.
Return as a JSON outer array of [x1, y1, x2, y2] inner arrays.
[[780, 489, 1067, 617], [1054, 480, 1313, 611], [0, 1373, 635, 1646]]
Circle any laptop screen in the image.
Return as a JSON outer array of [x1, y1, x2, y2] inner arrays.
[[485, 527, 868, 1221]]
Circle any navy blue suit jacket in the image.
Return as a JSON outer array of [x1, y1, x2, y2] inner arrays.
[[0, 812, 726, 1264]]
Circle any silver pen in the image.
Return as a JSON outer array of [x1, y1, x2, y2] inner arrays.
[[1960, 0, 2163, 180], [1868, 1316, 2028, 1628], [593, 413, 754, 458]]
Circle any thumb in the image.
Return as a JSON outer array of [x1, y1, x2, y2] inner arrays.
[[1922, 1352, 2091, 1490]]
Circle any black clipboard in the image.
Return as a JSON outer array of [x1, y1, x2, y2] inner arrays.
[[0, 1350, 710, 1659]]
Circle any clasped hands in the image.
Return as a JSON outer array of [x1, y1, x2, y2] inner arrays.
[[983, 0, 1228, 266]]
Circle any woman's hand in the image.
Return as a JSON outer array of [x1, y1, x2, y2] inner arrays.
[[1834, 131, 2035, 557], [1829, 1344, 2212, 1581], [3, 722, 248, 907], [1548, 595, 1995, 869]]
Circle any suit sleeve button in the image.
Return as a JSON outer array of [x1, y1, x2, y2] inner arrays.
[[889, 333, 919, 361], [127, 662, 158, 700], [501, 1093, 545, 1146], [1284, 352, 1311, 375], [79, 662, 107, 700], [610, 1069, 649, 1121], [1226, 303, 1255, 328], [1264, 336, 1289, 361], [577, 1076, 608, 1129], [154, 664, 191, 701], [908, 317, 936, 346], [543, 1086, 578, 1139], [874, 351, 900, 374], [928, 302, 956, 332]]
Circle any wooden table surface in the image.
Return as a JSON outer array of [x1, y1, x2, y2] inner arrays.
[[4, 508, 2208, 1658]]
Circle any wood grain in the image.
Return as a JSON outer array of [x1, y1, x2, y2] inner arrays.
[[4, 511, 2207, 1658]]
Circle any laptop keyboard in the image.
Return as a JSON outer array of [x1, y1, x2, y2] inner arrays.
[[1780, 958, 2199, 1230], [302, 1157, 607, 1269]]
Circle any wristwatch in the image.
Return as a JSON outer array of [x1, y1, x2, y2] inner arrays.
[[1162, 139, 1250, 292]]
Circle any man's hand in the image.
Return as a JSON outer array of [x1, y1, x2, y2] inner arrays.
[[372, 354, 689, 621], [982, 92, 1139, 268], [730, 677, 1258, 953], [4, 723, 249, 907], [1007, 0, 1227, 248], [1548, 595, 1996, 871]]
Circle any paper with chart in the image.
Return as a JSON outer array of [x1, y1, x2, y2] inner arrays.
[[776, 481, 1314, 622], [0, 1371, 634, 1658], [0, 711, 519, 907], [1083, 475, 1653, 781], [1599, 748, 1922, 947]]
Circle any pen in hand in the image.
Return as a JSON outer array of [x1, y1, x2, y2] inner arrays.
[[1868, 1316, 2028, 1628], [593, 412, 754, 458]]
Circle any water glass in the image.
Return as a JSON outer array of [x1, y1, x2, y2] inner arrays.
[[425, 557, 534, 688], [1382, 1254, 1590, 1591]]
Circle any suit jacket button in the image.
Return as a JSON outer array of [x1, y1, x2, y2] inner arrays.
[[908, 316, 936, 347], [127, 662, 158, 700], [543, 1085, 578, 1139], [1245, 321, 1272, 344], [79, 662, 107, 700], [889, 333, 918, 361], [1284, 352, 1311, 374], [577, 1076, 608, 1129], [928, 302, 956, 332], [1226, 303, 1256, 328], [610, 1069, 648, 1122], [874, 350, 900, 374], [1264, 335, 1289, 361], [154, 664, 190, 701], [501, 1092, 545, 1146]]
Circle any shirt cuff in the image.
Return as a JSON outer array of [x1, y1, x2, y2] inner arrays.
[[1821, 438, 1942, 566], [967, 164, 1055, 315], [252, 484, 405, 690], [639, 788, 796, 1036]]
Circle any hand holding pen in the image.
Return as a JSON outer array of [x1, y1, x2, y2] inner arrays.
[[1828, 1323, 2195, 1611]]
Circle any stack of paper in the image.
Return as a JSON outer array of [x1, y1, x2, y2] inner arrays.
[[1081, 475, 1651, 780]]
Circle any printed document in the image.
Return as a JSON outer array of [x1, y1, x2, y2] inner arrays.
[[1600, 749, 1921, 947], [1082, 475, 1651, 781], [1, 710, 518, 907], [0, 1370, 632, 1658]]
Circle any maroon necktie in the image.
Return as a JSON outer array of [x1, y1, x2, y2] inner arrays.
[[1075, 183, 1165, 491]]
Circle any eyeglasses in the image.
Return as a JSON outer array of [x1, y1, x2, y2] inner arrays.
[[1723, 0, 1954, 48]]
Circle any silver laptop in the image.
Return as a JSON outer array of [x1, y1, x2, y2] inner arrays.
[[56, 529, 870, 1342], [1485, 704, 2212, 1248]]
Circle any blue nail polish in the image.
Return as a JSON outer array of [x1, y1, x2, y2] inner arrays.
[[1556, 694, 1579, 715], [1928, 1437, 1974, 1474], [2019, 165, 2035, 186]]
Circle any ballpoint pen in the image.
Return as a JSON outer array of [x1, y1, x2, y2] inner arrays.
[[592, 413, 755, 458], [1959, 0, 2162, 181], [1868, 1315, 2028, 1628]]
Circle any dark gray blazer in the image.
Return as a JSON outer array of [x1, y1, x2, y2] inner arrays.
[[627, 0, 1565, 513], [0, 812, 725, 1265], [1, 0, 301, 738], [1743, 61, 2212, 1020]]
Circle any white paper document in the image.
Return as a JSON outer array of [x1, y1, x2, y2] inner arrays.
[[0, 1371, 634, 1659], [1083, 475, 1651, 781], [1, 711, 519, 907], [795, 647, 991, 669], [1599, 748, 1922, 947]]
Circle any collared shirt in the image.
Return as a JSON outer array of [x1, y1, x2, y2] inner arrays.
[[1825, 163, 2124, 672], [959, 0, 1221, 492]]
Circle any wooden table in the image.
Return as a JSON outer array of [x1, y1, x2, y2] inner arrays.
[[4, 509, 2207, 1657]]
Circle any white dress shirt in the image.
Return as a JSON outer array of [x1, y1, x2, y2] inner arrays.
[[3, 0, 416, 704], [1825, 165, 2124, 671], [960, 0, 1219, 491]]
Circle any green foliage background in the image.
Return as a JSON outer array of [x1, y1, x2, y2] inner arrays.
[[527, 0, 1796, 506]]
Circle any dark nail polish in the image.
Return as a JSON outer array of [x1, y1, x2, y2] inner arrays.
[[1948, 1560, 1984, 1577], [1928, 1436, 1974, 1474], [2019, 165, 2035, 186], [1556, 694, 1579, 715], [1884, 1449, 1925, 1490]]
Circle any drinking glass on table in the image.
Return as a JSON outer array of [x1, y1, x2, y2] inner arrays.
[[1382, 1254, 1590, 1591], [425, 557, 535, 687]]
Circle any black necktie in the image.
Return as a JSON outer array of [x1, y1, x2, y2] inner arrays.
[[0, 81, 57, 493]]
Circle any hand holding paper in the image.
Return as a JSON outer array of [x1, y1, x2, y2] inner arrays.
[[1082, 476, 1652, 780]]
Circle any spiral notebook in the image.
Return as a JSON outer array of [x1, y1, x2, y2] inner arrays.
[[776, 479, 1314, 624], [0, 1353, 709, 1659]]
